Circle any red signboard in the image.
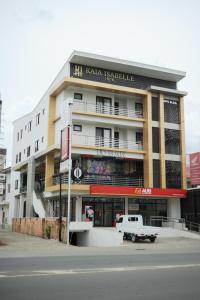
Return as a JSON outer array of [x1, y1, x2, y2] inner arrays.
[[90, 185, 187, 198], [61, 127, 69, 161], [190, 152, 200, 185]]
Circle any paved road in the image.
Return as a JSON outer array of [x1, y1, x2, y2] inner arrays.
[[1, 253, 200, 300]]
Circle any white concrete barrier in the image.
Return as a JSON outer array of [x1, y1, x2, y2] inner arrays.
[[77, 227, 123, 247]]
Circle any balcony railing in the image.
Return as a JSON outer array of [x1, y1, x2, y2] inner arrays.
[[73, 101, 143, 119], [53, 173, 144, 187], [72, 135, 143, 151], [20, 186, 27, 193]]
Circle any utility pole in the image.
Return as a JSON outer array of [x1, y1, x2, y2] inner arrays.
[[66, 101, 73, 245]]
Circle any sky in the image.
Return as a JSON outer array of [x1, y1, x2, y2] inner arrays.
[[0, 0, 200, 166]]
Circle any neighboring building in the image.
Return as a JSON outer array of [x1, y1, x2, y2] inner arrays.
[[0, 167, 11, 226], [181, 188, 200, 226], [10, 51, 187, 226]]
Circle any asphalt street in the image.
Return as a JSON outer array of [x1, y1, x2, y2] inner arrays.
[[1, 253, 200, 300]]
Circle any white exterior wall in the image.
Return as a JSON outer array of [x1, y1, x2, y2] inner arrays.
[[12, 97, 49, 168]]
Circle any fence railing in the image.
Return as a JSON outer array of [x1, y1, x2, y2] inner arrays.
[[73, 100, 143, 119], [53, 173, 144, 187], [149, 216, 200, 233], [72, 134, 143, 151]]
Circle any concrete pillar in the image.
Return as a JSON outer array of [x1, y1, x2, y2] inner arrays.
[[75, 196, 82, 221], [125, 197, 128, 214], [26, 157, 35, 217], [167, 198, 181, 219], [19, 195, 24, 218]]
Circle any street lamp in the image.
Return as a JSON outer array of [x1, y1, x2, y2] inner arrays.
[[66, 100, 73, 246]]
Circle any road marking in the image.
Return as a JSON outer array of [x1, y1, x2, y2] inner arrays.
[[1, 264, 200, 279]]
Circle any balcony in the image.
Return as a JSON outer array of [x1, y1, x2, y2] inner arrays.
[[53, 173, 144, 187], [73, 101, 143, 119], [72, 135, 143, 151], [20, 186, 27, 193]]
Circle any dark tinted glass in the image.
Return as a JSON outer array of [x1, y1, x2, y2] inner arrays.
[[152, 127, 159, 153], [153, 159, 160, 188], [164, 99, 179, 124], [166, 160, 181, 188], [165, 129, 180, 155], [152, 97, 159, 121]]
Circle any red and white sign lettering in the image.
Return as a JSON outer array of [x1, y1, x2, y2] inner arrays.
[[90, 185, 187, 198]]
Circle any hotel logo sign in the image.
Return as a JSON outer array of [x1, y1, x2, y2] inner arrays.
[[70, 63, 176, 90], [73, 65, 83, 77], [70, 63, 136, 88]]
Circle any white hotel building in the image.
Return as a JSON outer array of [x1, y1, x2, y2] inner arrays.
[[11, 51, 187, 227]]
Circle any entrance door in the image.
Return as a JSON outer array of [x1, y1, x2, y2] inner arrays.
[[94, 202, 113, 227], [104, 203, 113, 227], [94, 202, 104, 226], [96, 127, 112, 147], [96, 96, 111, 114]]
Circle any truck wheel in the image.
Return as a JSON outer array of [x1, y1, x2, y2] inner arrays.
[[149, 237, 156, 243], [131, 235, 137, 242]]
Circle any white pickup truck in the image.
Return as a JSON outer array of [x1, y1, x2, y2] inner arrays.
[[116, 215, 159, 243]]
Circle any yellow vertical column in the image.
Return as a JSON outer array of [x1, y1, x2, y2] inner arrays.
[[45, 153, 55, 189], [159, 93, 166, 188], [48, 95, 56, 147], [179, 97, 186, 189], [143, 92, 153, 187], [44, 95, 56, 190]]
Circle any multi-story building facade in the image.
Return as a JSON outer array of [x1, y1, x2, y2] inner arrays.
[[11, 51, 187, 227]]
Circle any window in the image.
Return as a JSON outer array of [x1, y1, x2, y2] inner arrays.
[[42, 108, 45, 115], [15, 180, 18, 190], [35, 140, 39, 152], [17, 132, 19, 141], [24, 149, 26, 154], [128, 217, 138, 222], [25, 125, 27, 131], [73, 125, 82, 132], [28, 121, 32, 132], [152, 96, 159, 121], [152, 127, 159, 153], [164, 99, 179, 124], [19, 152, 21, 162], [165, 129, 180, 155], [135, 103, 143, 116], [36, 113, 40, 126], [117, 217, 123, 223], [27, 146, 31, 157], [153, 159, 160, 188], [166, 160, 181, 188], [41, 136, 44, 143], [74, 93, 83, 100], [136, 132, 143, 144], [7, 184, 11, 193], [16, 154, 18, 164], [20, 129, 23, 139]]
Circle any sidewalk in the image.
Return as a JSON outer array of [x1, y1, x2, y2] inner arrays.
[[1, 227, 200, 258]]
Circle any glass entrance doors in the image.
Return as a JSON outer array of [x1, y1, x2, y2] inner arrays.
[[82, 198, 125, 227], [94, 202, 113, 226]]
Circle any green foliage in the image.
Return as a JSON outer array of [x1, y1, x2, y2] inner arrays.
[[45, 224, 51, 239]]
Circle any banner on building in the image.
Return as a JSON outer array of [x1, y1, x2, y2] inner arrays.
[[190, 152, 200, 185], [61, 127, 69, 161], [90, 185, 187, 198]]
